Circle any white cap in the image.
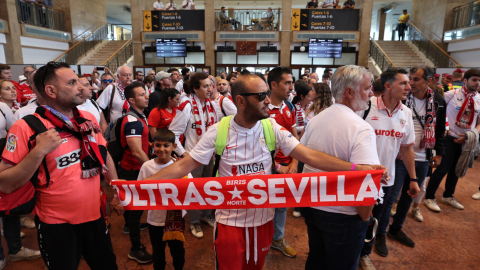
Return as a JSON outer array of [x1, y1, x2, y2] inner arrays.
[[155, 71, 172, 81]]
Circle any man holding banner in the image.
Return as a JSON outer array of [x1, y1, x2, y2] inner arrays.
[[138, 73, 387, 270]]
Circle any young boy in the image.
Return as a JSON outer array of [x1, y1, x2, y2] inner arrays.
[[138, 129, 189, 270]]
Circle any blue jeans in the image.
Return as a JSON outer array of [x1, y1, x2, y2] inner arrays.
[[0, 215, 23, 259], [377, 159, 429, 235], [303, 208, 370, 270], [273, 208, 287, 241], [390, 160, 429, 231]]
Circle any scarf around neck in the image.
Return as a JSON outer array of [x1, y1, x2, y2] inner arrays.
[[456, 86, 477, 129], [405, 88, 436, 149], [191, 94, 217, 137], [36, 106, 108, 178], [116, 81, 130, 114]]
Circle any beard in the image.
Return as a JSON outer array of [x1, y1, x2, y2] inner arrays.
[[245, 99, 269, 122], [353, 90, 369, 111], [466, 82, 480, 93]]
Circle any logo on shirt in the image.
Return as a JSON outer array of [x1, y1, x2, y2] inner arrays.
[[55, 149, 82, 169], [131, 129, 136, 134], [371, 116, 379, 121], [232, 163, 265, 176], [6, 134, 17, 152], [399, 119, 406, 128], [375, 129, 404, 138], [285, 110, 291, 118]]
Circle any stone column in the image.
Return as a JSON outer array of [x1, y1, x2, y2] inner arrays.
[[0, 0, 24, 63], [130, 0, 150, 66], [280, 0, 292, 67], [377, 8, 386, 41], [358, 0, 373, 67], [204, 0, 215, 74]]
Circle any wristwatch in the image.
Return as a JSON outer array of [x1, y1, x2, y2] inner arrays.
[[410, 178, 419, 184]]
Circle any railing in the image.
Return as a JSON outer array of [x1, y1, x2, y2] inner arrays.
[[409, 21, 443, 45], [214, 9, 282, 31], [73, 24, 105, 43], [369, 38, 395, 71], [16, 0, 65, 31], [407, 22, 461, 68], [452, 1, 480, 30], [102, 40, 133, 73]]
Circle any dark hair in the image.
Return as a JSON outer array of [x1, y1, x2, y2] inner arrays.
[[34, 61, 70, 95], [227, 74, 235, 82], [135, 71, 143, 76], [182, 80, 191, 95], [241, 69, 251, 75], [101, 73, 113, 80], [410, 66, 434, 82], [301, 74, 308, 78], [292, 84, 312, 104], [294, 79, 306, 86], [181, 67, 190, 76], [267, 66, 292, 89], [124, 82, 144, 103], [380, 67, 408, 88], [189, 72, 209, 93], [167, 68, 179, 73], [77, 75, 86, 79], [153, 129, 175, 144], [143, 76, 154, 85], [158, 88, 180, 109], [372, 78, 385, 94], [324, 68, 332, 74], [0, 64, 11, 72], [403, 9, 407, 12], [464, 68, 480, 81], [322, 74, 330, 79]]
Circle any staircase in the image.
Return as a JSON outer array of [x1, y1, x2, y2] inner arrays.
[[375, 41, 427, 67], [83, 40, 130, 65]]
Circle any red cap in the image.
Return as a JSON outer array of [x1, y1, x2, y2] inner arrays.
[[454, 68, 462, 73], [434, 74, 440, 78], [442, 73, 449, 77], [447, 75, 452, 79]]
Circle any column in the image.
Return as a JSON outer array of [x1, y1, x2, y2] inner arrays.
[[130, 0, 150, 66], [377, 8, 386, 41], [358, 0, 373, 67], [0, 0, 24, 63], [204, 0, 215, 73], [280, 0, 292, 67]]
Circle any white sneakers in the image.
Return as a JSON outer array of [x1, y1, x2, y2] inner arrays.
[[412, 207, 423, 222], [441, 197, 464, 210], [20, 217, 36, 229], [8, 247, 42, 262], [0, 259, 5, 270], [472, 191, 480, 200], [424, 199, 441, 212], [391, 203, 397, 216], [190, 223, 204, 239]]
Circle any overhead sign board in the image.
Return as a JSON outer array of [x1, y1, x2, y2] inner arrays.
[[291, 9, 359, 31], [143, 10, 205, 31]]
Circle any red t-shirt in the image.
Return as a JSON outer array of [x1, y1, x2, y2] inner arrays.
[[268, 101, 296, 164], [148, 107, 176, 130], [1, 111, 105, 224], [120, 109, 149, 171], [19, 82, 36, 101], [10, 81, 23, 103]]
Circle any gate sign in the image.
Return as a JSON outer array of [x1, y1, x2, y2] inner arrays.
[[143, 10, 205, 31], [291, 9, 359, 31]]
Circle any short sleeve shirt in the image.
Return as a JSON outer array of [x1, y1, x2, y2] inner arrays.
[[148, 107, 176, 130], [343, 0, 355, 6], [445, 89, 480, 139], [153, 1, 164, 9], [96, 84, 126, 123], [268, 101, 296, 164], [1, 111, 105, 224], [189, 118, 300, 227], [120, 109, 150, 170]]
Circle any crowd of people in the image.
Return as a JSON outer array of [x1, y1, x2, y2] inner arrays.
[[0, 62, 479, 270], [306, 0, 355, 9]]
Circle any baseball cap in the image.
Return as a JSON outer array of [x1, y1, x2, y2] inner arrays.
[[454, 68, 464, 73], [155, 71, 172, 81], [442, 73, 449, 77], [18, 75, 26, 81], [434, 74, 440, 78], [447, 75, 452, 79]]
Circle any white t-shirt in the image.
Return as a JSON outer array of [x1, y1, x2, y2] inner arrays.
[[301, 104, 380, 215], [444, 89, 480, 139], [0, 102, 14, 139], [182, 0, 194, 9], [165, 2, 177, 9], [410, 96, 428, 162], [175, 80, 184, 94], [189, 117, 300, 227], [153, 1, 164, 9], [360, 97, 415, 187], [97, 84, 126, 123], [323, 0, 335, 8], [214, 94, 237, 116], [77, 99, 102, 125], [138, 159, 192, 226], [13, 101, 38, 123]]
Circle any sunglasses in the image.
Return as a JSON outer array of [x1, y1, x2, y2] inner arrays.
[[240, 90, 271, 102], [102, 79, 114, 83]]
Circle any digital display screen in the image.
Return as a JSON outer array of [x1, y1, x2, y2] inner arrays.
[[308, 38, 343, 58], [156, 38, 187, 57]]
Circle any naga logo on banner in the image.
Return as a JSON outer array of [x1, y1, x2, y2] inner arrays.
[[112, 170, 382, 210]]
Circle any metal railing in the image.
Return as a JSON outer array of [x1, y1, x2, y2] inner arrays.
[[452, 1, 480, 30], [214, 9, 282, 31], [407, 22, 461, 68], [16, 0, 65, 31], [102, 40, 133, 73], [369, 38, 396, 71]]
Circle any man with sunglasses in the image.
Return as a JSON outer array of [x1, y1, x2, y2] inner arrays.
[[143, 74, 387, 270], [97, 65, 134, 123], [267, 66, 299, 258], [135, 71, 144, 82]]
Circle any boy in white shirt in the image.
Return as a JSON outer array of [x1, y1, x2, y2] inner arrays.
[[138, 129, 190, 270]]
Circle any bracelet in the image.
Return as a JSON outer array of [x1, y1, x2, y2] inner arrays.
[[275, 164, 281, 171], [351, 163, 357, 171]]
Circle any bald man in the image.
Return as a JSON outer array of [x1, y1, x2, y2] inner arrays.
[[213, 79, 237, 116], [97, 65, 134, 122]]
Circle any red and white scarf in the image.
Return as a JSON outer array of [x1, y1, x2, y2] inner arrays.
[[191, 94, 217, 137], [116, 81, 130, 114], [405, 88, 436, 149], [11, 100, 20, 113], [456, 86, 477, 129]]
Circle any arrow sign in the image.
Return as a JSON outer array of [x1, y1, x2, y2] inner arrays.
[[293, 22, 299, 29], [293, 13, 298, 18], [145, 14, 150, 19], [146, 24, 151, 30], [154, 25, 158, 28]]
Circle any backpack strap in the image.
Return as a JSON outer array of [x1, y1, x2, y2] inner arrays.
[[363, 100, 372, 120], [212, 115, 233, 177], [219, 96, 227, 117], [125, 111, 145, 129], [284, 100, 295, 115], [0, 108, 6, 121], [22, 115, 50, 188], [90, 99, 101, 113], [106, 85, 116, 123], [261, 118, 276, 172]]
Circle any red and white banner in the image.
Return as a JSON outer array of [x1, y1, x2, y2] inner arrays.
[[112, 170, 382, 210]]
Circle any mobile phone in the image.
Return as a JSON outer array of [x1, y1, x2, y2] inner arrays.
[[97, 66, 105, 71]]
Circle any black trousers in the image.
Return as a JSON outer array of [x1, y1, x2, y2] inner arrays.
[[149, 225, 185, 270], [119, 166, 144, 250], [35, 215, 117, 270]]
